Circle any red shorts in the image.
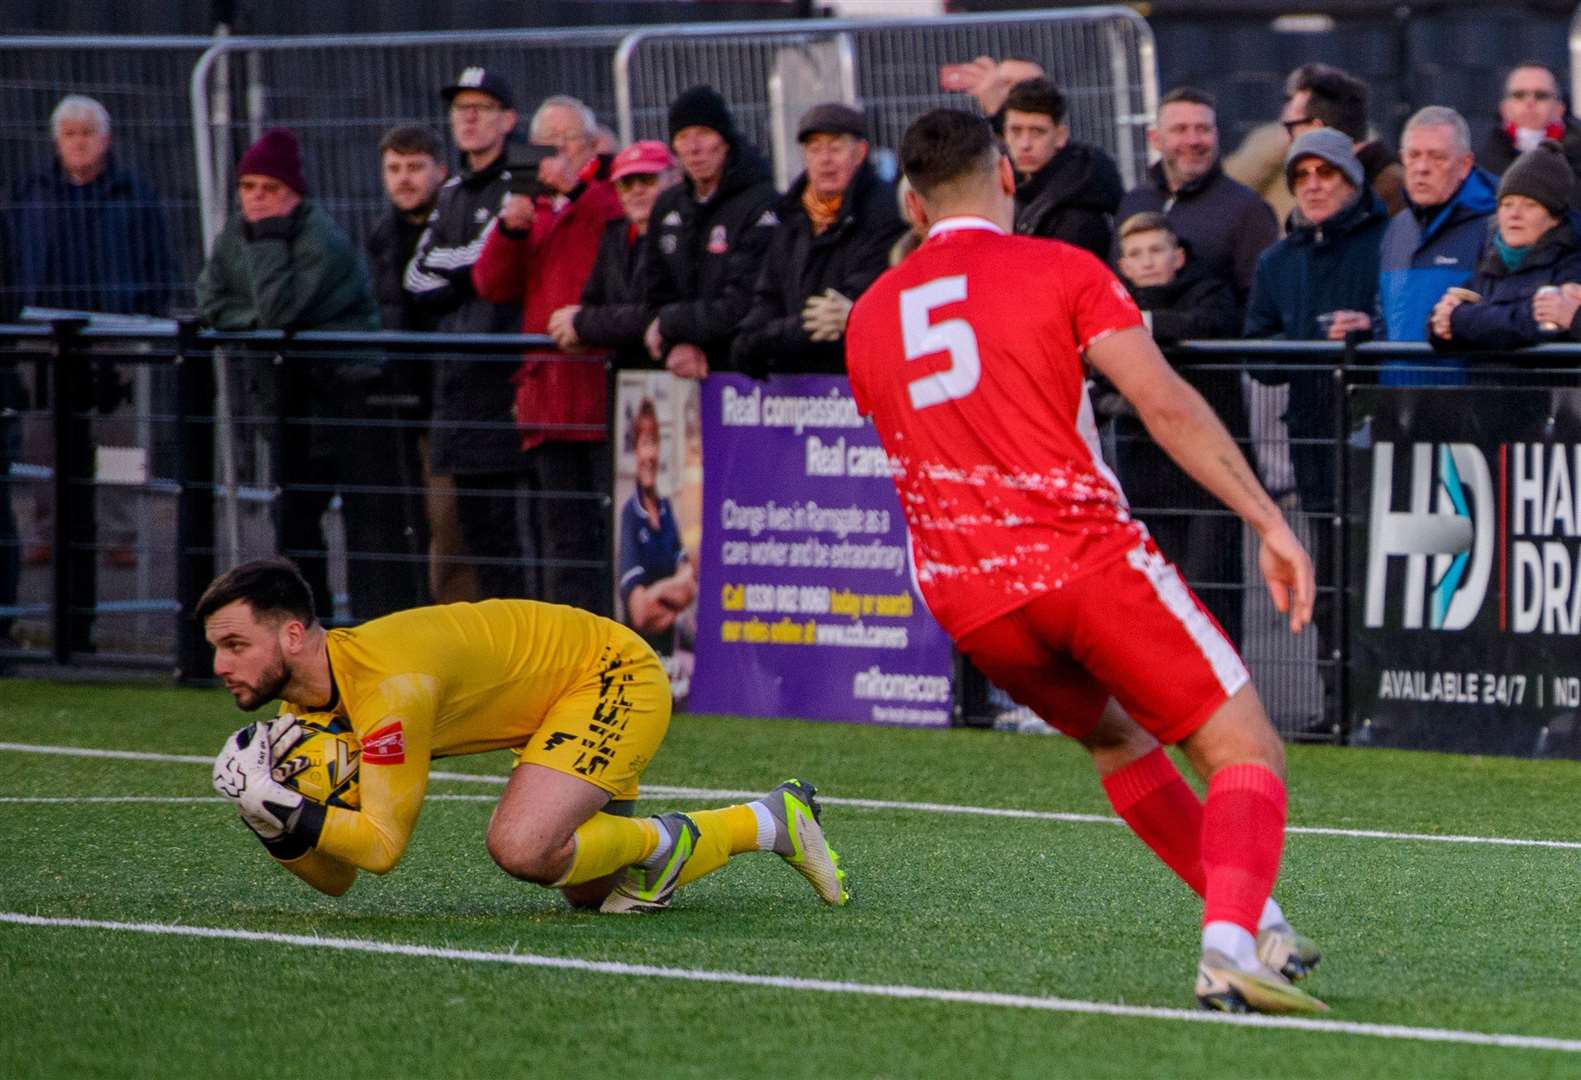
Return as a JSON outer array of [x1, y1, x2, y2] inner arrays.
[[956, 541, 1249, 743]]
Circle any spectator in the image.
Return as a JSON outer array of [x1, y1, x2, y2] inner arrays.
[[1244, 129, 1389, 728], [1280, 64, 1406, 216], [1117, 87, 1277, 306], [366, 124, 453, 608], [1110, 211, 1245, 646], [1002, 77, 1123, 260], [1377, 107, 1497, 383], [1430, 140, 1581, 352], [617, 397, 695, 653], [11, 94, 178, 570], [643, 85, 779, 379], [730, 103, 906, 377], [404, 67, 526, 601], [1477, 62, 1581, 208], [473, 94, 624, 614], [194, 127, 383, 622], [547, 140, 679, 369], [938, 54, 1046, 126]]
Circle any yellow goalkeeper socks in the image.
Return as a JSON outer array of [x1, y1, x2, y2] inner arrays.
[[675, 804, 762, 887], [555, 813, 659, 887]]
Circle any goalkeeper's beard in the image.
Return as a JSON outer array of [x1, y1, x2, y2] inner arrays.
[[230, 655, 290, 712]]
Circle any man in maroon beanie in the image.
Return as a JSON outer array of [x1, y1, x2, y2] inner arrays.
[[196, 127, 389, 624]]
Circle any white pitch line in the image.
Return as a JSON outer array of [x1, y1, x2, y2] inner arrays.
[[2, 911, 1578, 1054], [6, 741, 1581, 852]]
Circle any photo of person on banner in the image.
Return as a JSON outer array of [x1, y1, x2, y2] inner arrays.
[[614, 376, 702, 700]]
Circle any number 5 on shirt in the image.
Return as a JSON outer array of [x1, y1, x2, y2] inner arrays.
[[900, 275, 981, 410]]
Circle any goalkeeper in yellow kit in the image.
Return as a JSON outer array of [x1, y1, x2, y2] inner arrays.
[[202, 558, 848, 912]]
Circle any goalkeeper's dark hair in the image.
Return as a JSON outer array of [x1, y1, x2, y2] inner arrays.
[[196, 558, 318, 626], [901, 108, 1000, 198]]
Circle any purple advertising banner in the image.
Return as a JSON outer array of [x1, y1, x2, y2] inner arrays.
[[688, 374, 956, 726]]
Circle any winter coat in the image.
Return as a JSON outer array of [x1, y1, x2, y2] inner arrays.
[[1113, 257, 1246, 511], [473, 172, 623, 450], [403, 157, 522, 475], [1376, 167, 1498, 384], [645, 142, 779, 367], [730, 160, 906, 377], [10, 156, 176, 316], [1244, 188, 1391, 512], [1117, 161, 1278, 301], [1223, 122, 1297, 240], [1012, 140, 1123, 261], [368, 207, 436, 333], [196, 199, 378, 334], [573, 220, 654, 370], [1477, 116, 1581, 209], [1432, 212, 1581, 354]]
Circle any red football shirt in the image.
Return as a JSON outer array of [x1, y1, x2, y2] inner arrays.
[[846, 217, 1147, 640]]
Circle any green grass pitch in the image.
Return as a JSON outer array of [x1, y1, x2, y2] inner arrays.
[[4, 678, 1581, 1079]]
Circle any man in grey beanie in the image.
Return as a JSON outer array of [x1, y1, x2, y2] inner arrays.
[[1243, 124, 1391, 732]]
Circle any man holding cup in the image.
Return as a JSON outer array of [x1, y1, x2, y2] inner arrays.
[[1243, 128, 1390, 731]]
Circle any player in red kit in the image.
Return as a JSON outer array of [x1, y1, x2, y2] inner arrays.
[[845, 109, 1326, 1015]]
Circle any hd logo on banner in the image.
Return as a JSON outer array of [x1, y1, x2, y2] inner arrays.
[[1351, 387, 1581, 757]]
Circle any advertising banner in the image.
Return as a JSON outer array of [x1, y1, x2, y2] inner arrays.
[[687, 374, 955, 726], [1350, 387, 1581, 757]]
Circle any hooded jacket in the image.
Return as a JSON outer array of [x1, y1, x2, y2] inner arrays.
[[1244, 187, 1391, 511], [644, 140, 778, 367], [729, 159, 906, 377], [1117, 160, 1278, 302], [1012, 140, 1123, 261], [1432, 211, 1581, 354]]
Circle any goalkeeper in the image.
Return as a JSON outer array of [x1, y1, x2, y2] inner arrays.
[[203, 558, 847, 912]]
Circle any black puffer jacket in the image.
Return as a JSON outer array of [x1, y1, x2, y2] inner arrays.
[[403, 157, 522, 475], [730, 160, 906, 377], [1013, 140, 1123, 260], [644, 141, 778, 366], [573, 219, 653, 370]]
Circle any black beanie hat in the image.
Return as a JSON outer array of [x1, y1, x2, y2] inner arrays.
[[668, 85, 736, 142], [1498, 139, 1574, 217]]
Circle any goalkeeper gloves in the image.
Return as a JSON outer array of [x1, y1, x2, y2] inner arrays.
[[801, 288, 854, 343], [213, 719, 323, 854]]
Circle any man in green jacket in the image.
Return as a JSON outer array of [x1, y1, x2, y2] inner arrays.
[[196, 128, 400, 623]]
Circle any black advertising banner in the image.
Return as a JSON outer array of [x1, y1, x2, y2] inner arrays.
[[1349, 387, 1581, 757]]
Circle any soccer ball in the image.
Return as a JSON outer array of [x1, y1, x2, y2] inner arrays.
[[273, 713, 361, 809]]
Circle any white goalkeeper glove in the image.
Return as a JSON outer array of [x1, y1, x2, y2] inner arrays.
[[801, 288, 854, 343], [212, 720, 306, 840]]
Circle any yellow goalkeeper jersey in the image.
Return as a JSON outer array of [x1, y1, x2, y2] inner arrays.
[[277, 599, 668, 886]]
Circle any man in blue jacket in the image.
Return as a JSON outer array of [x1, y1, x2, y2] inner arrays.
[[1245, 128, 1390, 731], [1377, 106, 1497, 383]]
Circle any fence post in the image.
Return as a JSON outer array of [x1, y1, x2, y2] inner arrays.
[[1334, 334, 1359, 744], [49, 318, 92, 664], [174, 319, 216, 684]]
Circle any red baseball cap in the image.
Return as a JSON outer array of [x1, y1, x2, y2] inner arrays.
[[610, 140, 675, 181]]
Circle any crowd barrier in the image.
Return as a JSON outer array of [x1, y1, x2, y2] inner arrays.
[[6, 324, 1578, 754]]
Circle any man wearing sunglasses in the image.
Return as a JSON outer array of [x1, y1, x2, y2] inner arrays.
[[1477, 62, 1581, 209]]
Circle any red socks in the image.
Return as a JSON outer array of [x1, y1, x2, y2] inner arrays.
[[1100, 747, 1207, 896], [1200, 763, 1287, 933]]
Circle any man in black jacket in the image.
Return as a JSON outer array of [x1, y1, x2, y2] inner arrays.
[[1003, 77, 1122, 260], [642, 85, 779, 378], [548, 140, 678, 369], [730, 104, 907, 378], [365, 124, 450, 608], [404, 67, 526, 600], [1477, 61, 1581, 210], [1117, 86, 1277, 308]]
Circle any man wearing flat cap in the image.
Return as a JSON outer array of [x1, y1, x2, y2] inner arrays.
[[641, 85, 778, 379], [730, 103, 907, 378], [195, 127, 384, 622], [1244, 126, 1390, 731]]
